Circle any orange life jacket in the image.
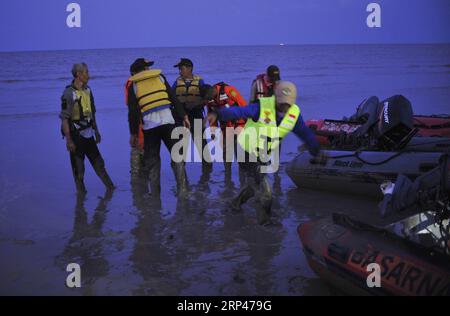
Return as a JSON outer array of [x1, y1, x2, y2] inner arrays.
[[210, 82, 247, 128]]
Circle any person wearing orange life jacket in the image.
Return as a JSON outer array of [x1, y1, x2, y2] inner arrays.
[[206, 82, 248, 127], [249, 65, 281, 104], [127, 58, 191, 198], [202, 82, 247, 181]]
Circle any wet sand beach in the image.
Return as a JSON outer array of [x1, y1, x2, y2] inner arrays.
[[0, 44, 449, 295]]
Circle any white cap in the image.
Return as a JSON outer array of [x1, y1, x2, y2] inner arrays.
[[275, 81, 297, 104]]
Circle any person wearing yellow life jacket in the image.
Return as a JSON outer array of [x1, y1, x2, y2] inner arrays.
[[201, 82, 248, 181], [172, 58, 212, 178], [127, 58, 191, 198], [249, 65, 281, 104], [206, 81, 325, 225], [60, 63, 115, 193]]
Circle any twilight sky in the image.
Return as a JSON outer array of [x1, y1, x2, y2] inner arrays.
[[1, 0, 449, 51]]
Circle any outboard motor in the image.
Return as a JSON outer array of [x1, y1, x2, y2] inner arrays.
[[352, 96, 381, 137], [380, 155, 450, 255], [379, 154, 448, 219], [376, 95, 414, 150], [351, 96, 380, 124]]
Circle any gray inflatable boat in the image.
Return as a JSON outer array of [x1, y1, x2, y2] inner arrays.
[[286, 150, 446, 198]]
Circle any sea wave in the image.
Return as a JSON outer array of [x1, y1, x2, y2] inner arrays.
[[0, 106, 124, 120], [0, 75, 124, 85]]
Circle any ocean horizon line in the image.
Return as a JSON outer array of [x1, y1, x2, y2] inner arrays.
[[2, 42, 450, 54]]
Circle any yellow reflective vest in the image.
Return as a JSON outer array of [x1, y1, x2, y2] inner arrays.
[[238, 96, 300, 157]]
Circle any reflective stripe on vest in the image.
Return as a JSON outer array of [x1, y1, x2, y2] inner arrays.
[[129, 70, 171, 115], [213, 82, 248, 128], [214, 82, 232, 107], [237, 96, 300, 157], [175, 75, 202, 105], [254, 74, 270, 99]]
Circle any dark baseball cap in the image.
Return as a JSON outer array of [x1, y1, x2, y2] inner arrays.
[[174, 58, 193, 68], [130, 58, 154, 74], [267, 65, 281, 81]]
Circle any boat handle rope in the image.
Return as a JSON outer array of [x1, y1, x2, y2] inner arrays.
[[327, 141, 449, 166], [328, 151, 407, 166]]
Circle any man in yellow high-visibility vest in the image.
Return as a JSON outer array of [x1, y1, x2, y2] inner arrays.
[[206, 81, 325, 225]]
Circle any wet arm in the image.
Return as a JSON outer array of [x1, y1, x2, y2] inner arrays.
[[127, 84, 140, 135], [59, 89, 75, 140], [61, 119, 72, 141], [90, 90, 99, 131]]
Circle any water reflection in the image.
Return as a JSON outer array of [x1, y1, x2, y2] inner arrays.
[[55, 189, 113, 292]]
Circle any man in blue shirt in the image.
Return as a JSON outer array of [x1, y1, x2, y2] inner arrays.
[[206, 81, 324, 224]]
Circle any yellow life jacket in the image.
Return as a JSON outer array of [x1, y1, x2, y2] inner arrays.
[[71, 88, 93, 121], [175, 75, 202, 107], [238, 96, 300, 158], [129, 69, 172, 115]]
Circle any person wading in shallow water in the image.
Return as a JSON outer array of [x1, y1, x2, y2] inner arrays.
[[60, 63, 115, 194], [206, 81, 326, 225], [127, 58, 190, 198], [249, 65, 285, 197], [172, 58, 213, 178], [201, 82, 247, 183]]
